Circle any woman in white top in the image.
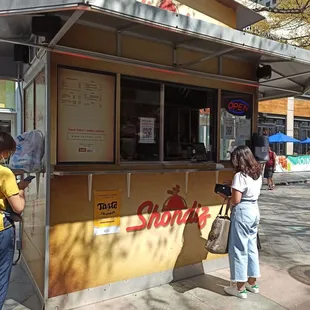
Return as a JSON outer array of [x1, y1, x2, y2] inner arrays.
[[224, 145, 262, 299]]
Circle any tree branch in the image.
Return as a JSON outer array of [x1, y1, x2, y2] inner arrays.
[[254, 7, 308, 13], [254, 0, 310, 14]]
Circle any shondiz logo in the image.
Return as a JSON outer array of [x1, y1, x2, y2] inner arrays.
[[126, 185, 211, 232]]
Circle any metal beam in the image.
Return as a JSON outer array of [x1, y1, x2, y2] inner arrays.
[[0, 1, 82, 16], [270, 68, 304, 88], [260, 59, 291, 64], [260, 70, 310, 84], [218, 56, 223, 75], [173, 45, 177, 67], [117, 23, 141, 33], [175, 38, 199, 46], [116, 32, 121, 56], [180, 48, 235, 68], [48, 9, 85, 48], [259, 92, 298, 101], [302, 77, 310, 95], [261, 84, 302, 94]]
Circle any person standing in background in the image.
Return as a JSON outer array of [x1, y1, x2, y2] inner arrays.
[[264, 147, 276, 190]]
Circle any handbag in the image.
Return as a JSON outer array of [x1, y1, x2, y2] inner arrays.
[[205, 203, 230, 254]]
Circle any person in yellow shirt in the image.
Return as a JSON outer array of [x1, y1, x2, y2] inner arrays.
[[0, 132, 31, 308]]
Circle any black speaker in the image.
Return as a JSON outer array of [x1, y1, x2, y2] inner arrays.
[[256, 65, 272, 80], [31, 15, 62, 42], [251, 133, 269, 162], [14, 45, 29, 64]]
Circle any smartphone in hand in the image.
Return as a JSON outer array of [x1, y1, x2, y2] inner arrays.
[[24, 176, 35, 182]]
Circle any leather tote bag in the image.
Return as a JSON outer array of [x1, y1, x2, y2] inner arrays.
[[205, 204, 230, 254]]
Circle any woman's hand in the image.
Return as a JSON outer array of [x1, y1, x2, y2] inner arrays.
[[218, 192, 229, 201], [18, 180, 31, 190]]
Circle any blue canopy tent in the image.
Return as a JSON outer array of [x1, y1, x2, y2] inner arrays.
[[300, 138, 310, 144], [269, 132, 300, 143]]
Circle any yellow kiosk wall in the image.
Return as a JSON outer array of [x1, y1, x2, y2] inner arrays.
[[49, 170, 232, 297]]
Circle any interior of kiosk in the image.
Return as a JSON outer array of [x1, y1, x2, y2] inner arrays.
[[1, 1, 310, 309]]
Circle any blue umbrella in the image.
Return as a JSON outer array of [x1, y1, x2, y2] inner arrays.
[[268, 132, 300, 143], [300, 137, 310, 144]]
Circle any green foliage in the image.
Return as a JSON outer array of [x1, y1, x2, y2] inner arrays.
[[247, 0, 310, 47]]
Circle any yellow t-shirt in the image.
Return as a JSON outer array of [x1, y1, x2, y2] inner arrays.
[[0, 165, 19, 211]]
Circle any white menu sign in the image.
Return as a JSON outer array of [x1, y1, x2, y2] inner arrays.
[[139, 117, 155, 144], [57, 68, 115, 162]]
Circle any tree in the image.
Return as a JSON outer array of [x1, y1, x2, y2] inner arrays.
[[240, 0, 310, 48]]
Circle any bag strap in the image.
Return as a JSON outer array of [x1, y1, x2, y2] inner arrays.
[[224, 203, 230, 216], [218, 204, 224, 215], [218, 201, 230, 217]]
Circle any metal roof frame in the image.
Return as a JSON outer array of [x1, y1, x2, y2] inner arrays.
[[0, 0, 310, 100]]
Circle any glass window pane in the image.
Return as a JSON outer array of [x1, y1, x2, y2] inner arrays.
[[0, 81, 15, 110], [164, 85, 217, 161], [120, 78, 160, 161], [35, 71, 46, 133], [220, 91, 253, 160], [24, 83, 35, 132]]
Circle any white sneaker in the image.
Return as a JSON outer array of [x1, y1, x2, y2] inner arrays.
[[245, 283, 260, 294], [224, 286, 247, 299]]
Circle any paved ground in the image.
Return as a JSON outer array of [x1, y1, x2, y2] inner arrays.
[[3, 223, 41, 310], [6, 178, 310, 310], [274, 172, 310, 185]]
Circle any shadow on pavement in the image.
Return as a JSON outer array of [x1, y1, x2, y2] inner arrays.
[[170, 274, 229, 296], [289, 265, 310, 286]]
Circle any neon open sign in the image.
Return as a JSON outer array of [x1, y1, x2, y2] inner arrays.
[[227, 100, 249, 116]]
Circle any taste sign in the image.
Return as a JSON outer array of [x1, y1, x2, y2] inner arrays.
[[126, 185, 211, 232]]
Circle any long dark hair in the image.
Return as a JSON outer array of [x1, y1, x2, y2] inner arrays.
[[230, 145, 261, 180]]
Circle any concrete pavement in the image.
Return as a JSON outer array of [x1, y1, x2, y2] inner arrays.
[[5, 183, 310, 310], [273, 172, 310, 185]]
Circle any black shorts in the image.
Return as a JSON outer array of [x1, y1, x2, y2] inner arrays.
[[264, 167, 274, 179]]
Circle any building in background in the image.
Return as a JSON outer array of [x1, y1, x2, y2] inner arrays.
[[0, 80, 16, 137], [258, 97, 310, 155]]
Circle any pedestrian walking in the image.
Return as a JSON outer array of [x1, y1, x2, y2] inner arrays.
[[264, 147, 276, 190], [224, 145, 262, 299], [0, 132, 31, 308]]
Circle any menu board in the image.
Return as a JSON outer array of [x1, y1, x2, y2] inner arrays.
[[57, 68, 115, 163]]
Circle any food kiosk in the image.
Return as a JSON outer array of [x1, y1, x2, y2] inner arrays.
[[1, 1, 310, 309]]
